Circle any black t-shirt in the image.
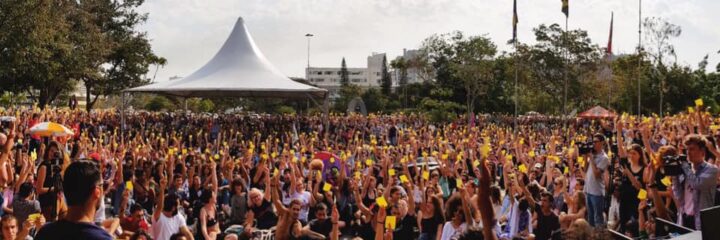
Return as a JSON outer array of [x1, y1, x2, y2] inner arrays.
[[35, 220, 112, 240], [308, 218, 333, 236], [250, 199, 278, 229], [534, 210, 560, 240], [393, 215, 418, 240]]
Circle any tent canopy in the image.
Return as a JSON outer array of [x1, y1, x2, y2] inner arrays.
[[578, 106, 616, 119], [126, 17, 327, 99]]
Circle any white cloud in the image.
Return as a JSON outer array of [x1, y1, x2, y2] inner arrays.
[[137, 0, 720, 82]]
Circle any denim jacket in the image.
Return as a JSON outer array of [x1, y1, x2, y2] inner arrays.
[[671, 161, 718, 227]]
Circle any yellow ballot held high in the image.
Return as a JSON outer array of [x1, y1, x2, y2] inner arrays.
[[126, 181, 134, 191], [695, 98, 704, 106], [376, 196, 388, 208], [400, 175, 409, 183], [422, 171, 430, 180], [637, 189, 648, 200], [518, 164, 528, 173], [323, 183, 332, 192], [385, 216, 397, 230], [661, 177, 671, 186]]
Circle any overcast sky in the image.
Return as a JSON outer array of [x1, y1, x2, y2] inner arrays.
[[138, 0, 720, 82]]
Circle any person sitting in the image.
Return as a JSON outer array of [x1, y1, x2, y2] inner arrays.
[[35, 161, 113, 240]]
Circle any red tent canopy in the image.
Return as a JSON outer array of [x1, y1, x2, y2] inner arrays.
[[578, 106, 617, 119]]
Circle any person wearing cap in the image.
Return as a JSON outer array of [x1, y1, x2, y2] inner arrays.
[[583, 134, 610, 227]]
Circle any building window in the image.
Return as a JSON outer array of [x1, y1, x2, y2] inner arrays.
[[352, 78, 362, 82], [324, 71, 334, 75], [317, 71, 323, 75]]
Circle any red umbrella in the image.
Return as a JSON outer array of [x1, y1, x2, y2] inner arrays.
[[578, 106, 617, 119]]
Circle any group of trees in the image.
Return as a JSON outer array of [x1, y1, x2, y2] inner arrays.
[[332, 17, 720, 121], [0, 0, 165, 111]]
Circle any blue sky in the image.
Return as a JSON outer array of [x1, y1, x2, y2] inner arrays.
[[138, 0, 720, 82]]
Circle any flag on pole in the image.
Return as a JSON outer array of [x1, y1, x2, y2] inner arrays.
[[512, 0, 518, 42], [607, 12, 614, 55], [561, 0, 569, 18]]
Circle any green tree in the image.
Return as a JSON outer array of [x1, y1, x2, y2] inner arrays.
[[517, 24, 602, 114], [450, 35, 497, 122], [75, 0, 166, 111], [145, 95, 173, 111], [362, 88, 388, 112], [0, 0, 78, 108], [390, 58, 408, 107], [340, 57, 349, 86], [643, 17, 681, 116], [333, 84, 362, 112], [380, 55, 392, 96]]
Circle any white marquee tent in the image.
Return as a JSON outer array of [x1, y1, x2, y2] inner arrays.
[[125, 17, 327, 99], [121, 17, 329, 133]]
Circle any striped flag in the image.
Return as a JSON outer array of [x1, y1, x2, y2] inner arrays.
[[561, 0, 569, 18], [513, 0, 518, 42]]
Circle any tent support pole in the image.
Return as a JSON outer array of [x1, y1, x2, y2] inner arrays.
[[121, 92, 126, 145], [323, 95, 329, 139]]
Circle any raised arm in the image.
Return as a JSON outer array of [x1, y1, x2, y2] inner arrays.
[[270, 173, 288, 215]]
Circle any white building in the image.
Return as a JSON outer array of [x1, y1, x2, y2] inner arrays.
[[306, 52, 386, 92], [306, 50, 430, 98], [392, 49, 427, 85]]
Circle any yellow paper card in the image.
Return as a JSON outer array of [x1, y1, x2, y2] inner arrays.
[[388, 169, 396, 176], [637, 189, 647, 200], [480, 145, 490, 158], [456, 178, 463, 188], [529, 150, 536, 158], [688, 107, 695, 113], [376, 196, 388, 208], [125, 181, 133, 191], [695, 98, 704, 106], [366, 159, 373, 166], [661, 176, 671, 186], [518, 164, 528, 173], [274, 168, 279, 176], [564, 166, 569, 174], [473, 160, 480, 167], [577, 156, 584, 164], [400, 175, 409, 183], [323, 183, 332, 192], [422, 171, 430, 180], [385, 216, 396, 230]]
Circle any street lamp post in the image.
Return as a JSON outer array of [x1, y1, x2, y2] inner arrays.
[[305, 33, 314, 74]]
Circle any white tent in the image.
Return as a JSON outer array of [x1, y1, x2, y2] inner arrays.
[[125, 17, 327, 99]]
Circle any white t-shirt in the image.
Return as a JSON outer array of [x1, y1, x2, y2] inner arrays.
[[440, 221, 467, 240], [152, 213, 187, 240], [94, 200, 105, 223], [291, 191, 312, 222]]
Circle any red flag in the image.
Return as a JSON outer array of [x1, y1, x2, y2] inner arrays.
[[606, 12, 613, 55]]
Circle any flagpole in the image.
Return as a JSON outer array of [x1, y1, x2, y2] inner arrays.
[[637, 0, 642, 117], [513, 0, 518, 135], [563, 17, 568, 119], [514, 37, 518, 135]]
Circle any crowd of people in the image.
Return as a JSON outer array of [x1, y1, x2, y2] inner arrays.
[[0, 106, 717, 240]]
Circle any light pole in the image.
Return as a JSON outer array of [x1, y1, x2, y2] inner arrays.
[[305, 33, 314, 74]]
